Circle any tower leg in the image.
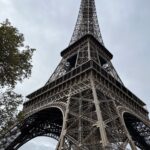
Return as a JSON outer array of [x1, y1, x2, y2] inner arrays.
[[57, 90, 72, 150], [56, 78, 140, 150], [90, 77, 108, 148]]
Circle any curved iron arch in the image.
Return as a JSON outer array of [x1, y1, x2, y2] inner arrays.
[[118, 106, 150, 150], [4, 105, 65, 150], [24, 102, 66, 119]]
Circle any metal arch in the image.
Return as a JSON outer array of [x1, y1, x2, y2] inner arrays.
[[1, 104, 66, 150], [124, 115, 150, 149], [24, 102, 66, 119], [118, 106, 150, 149], [118, 106, 150, 127]]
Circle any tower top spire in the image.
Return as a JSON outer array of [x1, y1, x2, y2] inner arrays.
[[70, 0, 104, 45]]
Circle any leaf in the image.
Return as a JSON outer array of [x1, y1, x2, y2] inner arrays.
[[0, 19, 36, 88]]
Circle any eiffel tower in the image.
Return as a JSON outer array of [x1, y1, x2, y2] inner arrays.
[[0, 0, 150, 150]]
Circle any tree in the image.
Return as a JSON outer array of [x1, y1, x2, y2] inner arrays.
[[0, 19, 35, 133], [0, 89, 23, 131], [0, 19, 35, 88]]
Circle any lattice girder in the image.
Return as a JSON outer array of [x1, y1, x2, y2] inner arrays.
[[56, 77, 140, 150], [70, 0, 104, 45], [0, 107, 64, 150], [1, 0, 150, 149], [46, 35, 123, 84], [1, 72, 150, 149]]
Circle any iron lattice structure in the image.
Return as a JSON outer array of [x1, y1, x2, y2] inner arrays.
[[0, 0, 150, 150], [69, 0, 104, 45]]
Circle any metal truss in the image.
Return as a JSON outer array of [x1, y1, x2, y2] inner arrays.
[[1, 0, 150, 149], [56, 76, 146, 150], [69, 0, 104, 45], [1, 75, 150, 149], [46, 59, 67, 83], [124, 113, 150, 149], [46, 35, 123, 84], [0, 107, 64, 150]]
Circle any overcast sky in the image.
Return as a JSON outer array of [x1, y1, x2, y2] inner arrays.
[[0, 0, 150, 149]]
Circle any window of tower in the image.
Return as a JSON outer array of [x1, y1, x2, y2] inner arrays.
[[65, 54, 77, 71], [99, 56, 107, 66]]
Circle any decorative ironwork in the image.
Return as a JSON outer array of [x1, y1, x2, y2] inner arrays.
[[0, 0, 150, 150], [70, 0, 104, 45]]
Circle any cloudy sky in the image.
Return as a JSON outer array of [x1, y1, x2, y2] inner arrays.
[[0, 0, 150, 149]]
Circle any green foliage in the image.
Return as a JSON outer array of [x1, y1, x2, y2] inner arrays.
[[16, 110, 25, 122], [0, 19, 35, 88], [0, 19, 35, 133], [0, 88, 23, 132]]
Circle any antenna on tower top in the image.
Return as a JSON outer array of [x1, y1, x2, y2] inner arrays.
[[70, 0, 104, 45]]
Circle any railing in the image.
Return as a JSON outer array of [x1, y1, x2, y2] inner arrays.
[[25, 60, 92, 103], [24, 60, 148, 117], [92, 61, 146, 107]]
